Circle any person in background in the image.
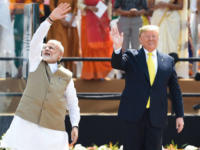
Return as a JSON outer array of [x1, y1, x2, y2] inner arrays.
[[150, 0, 189, 78], [78, 0, 113, 80], [1, 3, 80, 150], [47, 0, 80, 73], [188, 19, 195, 77], [114, 0, 148, 50], [0, 0, 17, 78], [111, 0, 148, 79], [190, 0, 200, 74], [40, 0, 51, 22], [10, 0, 43, 78]]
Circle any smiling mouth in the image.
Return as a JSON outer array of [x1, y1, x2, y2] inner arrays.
[[44, 52, 51, 56]]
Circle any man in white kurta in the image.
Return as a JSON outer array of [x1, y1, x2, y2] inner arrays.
[[0, 3, 80, 150]]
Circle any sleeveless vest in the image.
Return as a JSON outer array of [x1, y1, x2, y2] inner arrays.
[[15, 61, 72, 131]]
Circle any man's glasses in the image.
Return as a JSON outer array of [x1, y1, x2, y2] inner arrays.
[[44, 45, 56, 50]]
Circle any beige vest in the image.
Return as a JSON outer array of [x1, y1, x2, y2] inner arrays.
[[15, 61, 72, 131]]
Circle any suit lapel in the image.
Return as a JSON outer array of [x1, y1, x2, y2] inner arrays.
[[136, 48, 150, 83], [152, 51, 163, 87], [135, 49, 164, 86]]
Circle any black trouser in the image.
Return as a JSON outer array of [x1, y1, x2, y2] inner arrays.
[[121, 110, 163, 150]]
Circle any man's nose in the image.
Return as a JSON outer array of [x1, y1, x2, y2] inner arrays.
[[45, 47, 49, 51], [45, 47, 51, 51], [149, 36, 153, 40]]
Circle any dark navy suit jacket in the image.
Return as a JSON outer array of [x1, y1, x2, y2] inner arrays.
[[111, 48, 184, 128]]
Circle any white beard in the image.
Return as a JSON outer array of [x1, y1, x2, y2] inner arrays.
[[42, 55, 58, 63], [42, 55, 50, 61]]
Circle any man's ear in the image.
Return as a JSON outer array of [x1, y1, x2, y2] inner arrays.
[[60, 50, 64, 58], [139, 37, 142, 44], [58, 52, 63, 61], [58, 56, 62, 61]]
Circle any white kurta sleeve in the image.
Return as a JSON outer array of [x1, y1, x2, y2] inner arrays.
[[29, 20, 52, 72], [65, 79, 80, 127]]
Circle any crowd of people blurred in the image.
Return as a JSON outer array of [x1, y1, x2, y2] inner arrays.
[[0, 0, 200, 80]]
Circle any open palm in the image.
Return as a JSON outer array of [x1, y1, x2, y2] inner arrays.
[[110, 25, 124, 50], [49, 3, 71, 21]]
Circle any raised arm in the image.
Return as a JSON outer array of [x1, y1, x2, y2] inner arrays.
[[110, 24, 129, 70], [111, 49, 131, 71], [29, 3, 71, 72], [29, 20, 51, 71]]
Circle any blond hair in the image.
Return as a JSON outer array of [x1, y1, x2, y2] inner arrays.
[[47, 40, 64, 54], [139, 25, 159, 37]]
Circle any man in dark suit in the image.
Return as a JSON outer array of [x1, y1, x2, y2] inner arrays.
[[110, 25, 184, 150]]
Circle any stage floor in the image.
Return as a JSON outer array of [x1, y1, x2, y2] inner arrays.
[[0, 115, 200, 147], [0, 78, 200, 114], [1, 78, 200, 147]]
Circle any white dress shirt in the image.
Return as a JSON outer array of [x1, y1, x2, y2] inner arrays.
[[143, 48, 158, 74], [114, 48, 158, 74], [1, 20, 80, 150]]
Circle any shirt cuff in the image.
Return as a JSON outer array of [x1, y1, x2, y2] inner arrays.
[[45, 19, 52, 26], [71, 122, 79, 127], [114, 48, 122, 54]]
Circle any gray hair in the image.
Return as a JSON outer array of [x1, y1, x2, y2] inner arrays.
[[139, 25, 159, 37], [47, 40, 64, 53]]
